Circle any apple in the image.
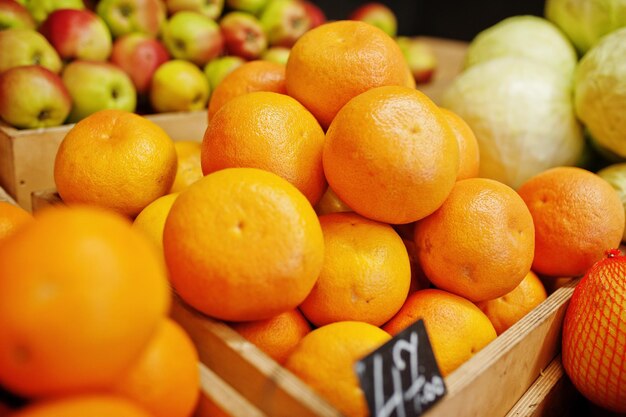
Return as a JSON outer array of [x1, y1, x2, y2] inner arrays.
[[220, 11, 267, 60], [40, 9, 112, 61], [164, 0, 223, 20], [259, 0, 311, 47], [111, 33, 170, 95], [225, 0, 268, 15], [62, 60, 137, 123], [348, 2, 397, 37], [396, 36, 437, 84], [0, 28, 62, 73], [260, 45, 289, 64], [161, 11, 223, 66], [299, 0, 324, 28], [96, 0, 166, 37], [203, 55, 244, 93], [150, 59, 209, 112], [0, 0, 35, 30], [0, 66, 71, 129], [25, 0, 84, 24]]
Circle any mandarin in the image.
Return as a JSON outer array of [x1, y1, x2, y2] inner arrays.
[[229, 309, 311, 365], [0, 206, 170, 397], [383, 289, 497, 376], [299, 212, 411, 327], [170, 141, 203, 193], [517, 166, 625, 277], [202, 91, 326, 205], [207, 60, 286, 121], [439, 107, 480, 180], [414, 177, 535, 302], [163, 167, 324, 322], [475, 270, 547, 335], [323, 85, 458, 224], [10, 395, 154, 417], [286, 20, 409, 129], [113, 318, 200, 417], [0, 202, 32, 243], [284, 321, 391, 417], [132, 193, 179, 252], [54, 110, 177, 218]]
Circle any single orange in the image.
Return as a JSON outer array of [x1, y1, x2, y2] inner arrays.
[[229, 308, 311, 365], [475, 270, 547, 335], [299, 212, 411, 327], [113, 318, 200, 417], [202, 91, 326, 205], [562, 250, 626, 413], [207, 60, 286, 121], [163, 167, 324, 322], [439, 107, 480, 180], [517, 166, 625, 277], [10, 395, 153, 417], [284, 321, 391, 417], [414, 177, 535, 302], [383, 289, 497, 376], [323, 85, 459, 224], [132, 193, 179, 253], [0, 202, 32, 243], [54, 109, 178, 218], [170, 141, 203, 193], [286, 20, 410, 129], [0, 206, 170, 397]]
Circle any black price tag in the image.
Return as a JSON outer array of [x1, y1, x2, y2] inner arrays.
[[355, 320, 446, 417]]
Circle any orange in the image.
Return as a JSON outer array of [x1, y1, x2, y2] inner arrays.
[[132, 193, 179, 252], [475, 270, 547, 335], [383, 289, 497, 376], [323, 85, 459, 224], [286, 20, 410, 129], [202, 91, 326, 205], [113, 318, 200, 417], [299, 212, 411, 327], [313, 187, 352, 216], [54, 109, 177, 218], [229, 309, 311, 365], [439, 107, 480, 180], [207, 60, 286, 121], [163, 167, 324, 322], [0, 202, 32, 243], [402, 238, 431, 293], [170, 141, 203, 193], [562, 249, 626, 413], [517, 166, 625, 277], [0, 206, 170, 397], [414, 177, 535, 302], [10, 395, 153, 417], [284, 321, 391, 417]]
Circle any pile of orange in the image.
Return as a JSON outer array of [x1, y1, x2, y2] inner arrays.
[[3, 18, 625, 417]]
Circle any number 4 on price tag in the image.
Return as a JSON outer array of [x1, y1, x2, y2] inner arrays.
[[354, 319, 446, 417]]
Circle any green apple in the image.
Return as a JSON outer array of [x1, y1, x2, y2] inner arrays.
[[225, 0, 268, 15], [164, 0, 223, 20], [150, 59, 209, 112], [161, 11, 223, 66], [0, 65, 71, 129], [348, 2, 397, 37], [259, 0, 310, 47], [0, 0, 35, 30], [203, 55, 244, 94], [96, 0, 166, 37], [261, 45, 289, 64], [0, 28, 62, 73], [25, 0, 84, 25], [396, 36, 437, 84], [62, 60, 137, 123]]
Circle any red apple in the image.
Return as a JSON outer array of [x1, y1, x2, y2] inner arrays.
[[259, 0, 311, 47], [299, 0, 324, 28], [0, 0, 35, 29], [40, 8, 112, 61], [220, 11, 267, 60], [349, 2, 397, 37], [162, 11, 223, 66], [0, 65, 71, 129], [96, 0, 166, 37], [111, 33, 170, 94], [396, 36, 437, 84]]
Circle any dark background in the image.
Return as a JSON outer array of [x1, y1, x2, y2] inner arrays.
[[310, 0, 547, 41]]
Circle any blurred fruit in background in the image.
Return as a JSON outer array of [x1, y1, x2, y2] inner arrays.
[[396, 35, 437, 84], [164, 0, 223, 19], [597, 162, 626, 241], [0, 201, 32, 242], [0, 0, 35, 29], [26, 0, 84, 25], [259, 0, 310, 47], [0, 28, 61, 73], [161, 11, 223, 66], [348, 2, 397, 37], [219, 11, 267, 59], [203, 54, 245, 95], [150, 59, 210, 112], [96, 0, 165, 37]]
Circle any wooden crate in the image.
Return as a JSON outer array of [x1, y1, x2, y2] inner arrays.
[[0, 110, 207, 211]]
